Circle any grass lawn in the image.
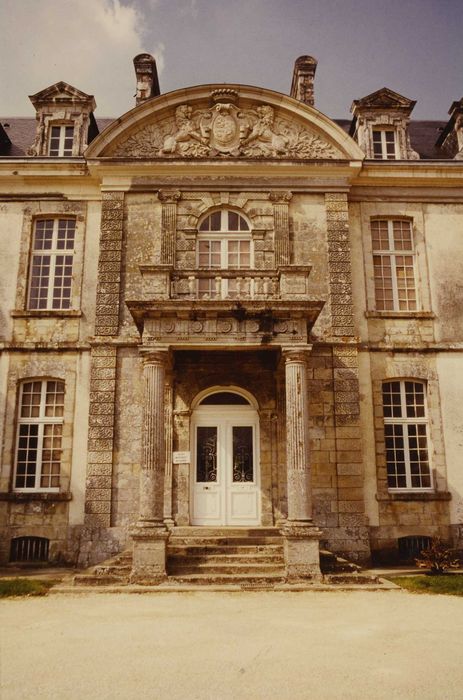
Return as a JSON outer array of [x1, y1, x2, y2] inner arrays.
[[388, 573, 463, 597], [0, 578, 57, 598]]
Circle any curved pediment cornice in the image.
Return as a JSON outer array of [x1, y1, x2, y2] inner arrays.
[[86, 84, 364, 161]]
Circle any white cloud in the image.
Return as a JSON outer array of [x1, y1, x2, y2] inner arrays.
[[0, 0, 165, 116]]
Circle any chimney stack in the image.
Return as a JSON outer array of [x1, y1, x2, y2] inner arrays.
[[133, 53, 160, 105], [290, 56, 317, 107]]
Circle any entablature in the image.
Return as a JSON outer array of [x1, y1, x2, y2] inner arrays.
[[127, 298, 324, 349]]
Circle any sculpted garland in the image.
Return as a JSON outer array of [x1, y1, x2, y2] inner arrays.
[[112, 100, 341, 159]]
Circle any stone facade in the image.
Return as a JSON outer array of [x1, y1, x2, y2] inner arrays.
[[0, 55, 462, 575]]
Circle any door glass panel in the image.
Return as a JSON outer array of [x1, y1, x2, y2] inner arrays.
[[196, 427, 217, 482], [232, 426, 253, 482]]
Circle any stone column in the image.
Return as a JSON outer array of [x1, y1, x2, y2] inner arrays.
[[163, 366, 174, 526], [282, 348, 322, 580], [130, 350, 169, 583]]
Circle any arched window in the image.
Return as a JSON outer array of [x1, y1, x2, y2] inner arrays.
[[382, 380, 432, 490], [14, 379, 64, 491], [197, 209, 251, 298]]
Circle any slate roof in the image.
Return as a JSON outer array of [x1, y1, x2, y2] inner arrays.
[[0, 116, 452, 159], [0, 118, 114, 156]]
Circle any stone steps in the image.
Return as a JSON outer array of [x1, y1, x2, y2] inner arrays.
[[168, 573, 286, 586]]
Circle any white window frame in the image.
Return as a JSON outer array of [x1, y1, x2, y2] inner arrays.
[[382, 380, 433, 492], [28, 218, 76, 310], [48, 124, 74, 156], [372, 128, 398, 160], [197, 210, 253, 299], [371, 219, 418, 311], [14, 380, 64, 492]]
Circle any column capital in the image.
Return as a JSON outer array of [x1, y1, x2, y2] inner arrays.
[[158, 189, 181, 203], [281, 346, 313, 365], [140, 349, 171, 368], [269, 190, 292, 204]]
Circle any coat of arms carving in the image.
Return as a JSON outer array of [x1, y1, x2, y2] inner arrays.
[[111, 90, 342, 159]]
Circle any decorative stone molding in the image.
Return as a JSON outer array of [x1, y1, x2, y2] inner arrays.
[[269, 191, 292, 267], [111, 100, 341, 159], [158, 190, 181, 265]]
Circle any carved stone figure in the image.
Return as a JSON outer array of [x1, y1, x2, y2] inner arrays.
[[241, 105, 288, 156], [112, 97, 341, 159]]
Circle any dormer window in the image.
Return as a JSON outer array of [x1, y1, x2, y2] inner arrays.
[[372, 129, 397, 160], [49, 125, 74, 156], [350, 87, 419, 160]]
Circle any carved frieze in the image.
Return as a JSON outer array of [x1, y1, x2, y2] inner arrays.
[[111, 97, 341, 159]]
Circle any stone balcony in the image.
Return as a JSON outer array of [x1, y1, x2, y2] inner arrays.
[[139, 264, 313, 301], [127, 264, 325, 349]]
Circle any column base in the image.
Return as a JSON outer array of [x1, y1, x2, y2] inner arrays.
[[129, 522, 169, 585], [283, 521, 322, 581]]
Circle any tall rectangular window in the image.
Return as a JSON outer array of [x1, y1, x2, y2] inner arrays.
[[372, 129, 397, 159], [382, 380, 432, 490], [48, 125, 74, 156], [371, 219, 417, 311], [14, 380, 64, 491], [28, 218, 75, 310]]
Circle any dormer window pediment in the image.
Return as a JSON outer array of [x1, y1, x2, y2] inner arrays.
[[28, 81, 97, 157], [350, 87, 419, 160]]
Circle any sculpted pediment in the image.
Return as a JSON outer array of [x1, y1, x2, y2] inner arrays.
[[352, 87, 416, 112], [87, 85, 363, 160]]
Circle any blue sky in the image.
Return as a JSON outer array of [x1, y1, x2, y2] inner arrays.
[[1, 0, 462, 119]]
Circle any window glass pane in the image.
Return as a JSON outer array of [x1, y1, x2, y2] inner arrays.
[[228, 211, 239, 230], [232, 426, 254, 482], [196, 427, 217, 482], [210, 212, 221, 231]]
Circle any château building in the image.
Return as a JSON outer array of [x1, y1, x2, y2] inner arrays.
[[0, 54, 462, 582]]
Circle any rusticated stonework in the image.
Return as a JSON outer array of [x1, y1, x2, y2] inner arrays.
[[158, 190, 181, 265], [84, 191, 125, 527], [111, 101, 341, 159], [95, 192, 125, 336], [84, 345, 117, 527]]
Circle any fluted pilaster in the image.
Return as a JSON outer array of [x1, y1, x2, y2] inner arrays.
[[158, 190, 181, 265], [269, 191, 292, 267]]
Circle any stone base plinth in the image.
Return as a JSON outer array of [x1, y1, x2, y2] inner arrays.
[[129, 523, 169, 584], [283, 521, 322, 581]]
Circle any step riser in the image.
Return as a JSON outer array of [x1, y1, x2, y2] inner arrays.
[[169, 567, 285, 576], [169, 538, 283, 546], [169, 575, 286, 585], [169, 555, 283, 565], [168, 545, 283, 556]]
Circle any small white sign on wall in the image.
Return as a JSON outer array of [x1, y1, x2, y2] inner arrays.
[[173, 451, 191, 464]]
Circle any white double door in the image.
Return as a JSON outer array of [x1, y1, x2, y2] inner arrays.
[[191, 407, 261, 526]]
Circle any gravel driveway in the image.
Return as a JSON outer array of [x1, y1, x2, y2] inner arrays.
[[1, 590, 462, 699]]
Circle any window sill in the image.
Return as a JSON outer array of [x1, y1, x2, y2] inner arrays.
[[365, 311, 435, 319], [11, 310, 82, 319], [0, 492, 72, 502], [376, 492, 451, 502]]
